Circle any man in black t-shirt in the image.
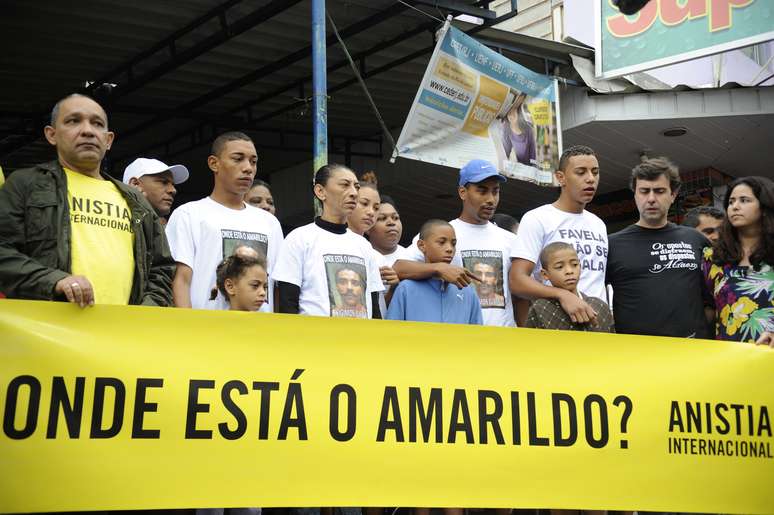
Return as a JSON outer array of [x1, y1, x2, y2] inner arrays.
[[606, 158, 712, 338]]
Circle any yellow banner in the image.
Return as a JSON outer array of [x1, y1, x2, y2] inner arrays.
[[1, 300, 773, 514]]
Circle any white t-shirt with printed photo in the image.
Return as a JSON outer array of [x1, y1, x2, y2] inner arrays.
[[403, 219, 518, 327], [513, 203, 608, 300], [272, 223, 385, 318], [374, 244, 406, 315], [166, 197, 284, 310]]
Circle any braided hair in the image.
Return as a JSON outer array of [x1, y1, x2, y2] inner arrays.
[[210, 253, 267, 301]]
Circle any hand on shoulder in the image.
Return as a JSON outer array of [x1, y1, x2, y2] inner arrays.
[[557, 289, 597, 324]]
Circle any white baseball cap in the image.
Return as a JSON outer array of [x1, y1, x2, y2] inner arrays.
[[123, 158, 189, 185]]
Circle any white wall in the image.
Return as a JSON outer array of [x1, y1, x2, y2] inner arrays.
[[492, 0, 556, 39]]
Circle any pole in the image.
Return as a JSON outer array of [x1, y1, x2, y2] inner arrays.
[[312, 0, 327, 216]]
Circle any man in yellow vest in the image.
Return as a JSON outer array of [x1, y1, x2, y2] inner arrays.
[[0, 94, 174, 307]]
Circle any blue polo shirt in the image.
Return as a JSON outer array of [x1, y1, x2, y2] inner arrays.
[[386, 278, 483, 325]]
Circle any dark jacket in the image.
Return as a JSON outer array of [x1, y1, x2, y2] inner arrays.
[[0, 160, 174, 305]]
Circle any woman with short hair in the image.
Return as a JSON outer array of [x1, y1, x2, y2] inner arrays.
[[272, 164, 385, 318]]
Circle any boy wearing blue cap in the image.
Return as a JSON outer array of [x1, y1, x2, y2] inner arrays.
[[393, 159, 519, 327]]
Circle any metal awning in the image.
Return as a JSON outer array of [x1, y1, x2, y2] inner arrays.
[[0, 0, 601, 232]]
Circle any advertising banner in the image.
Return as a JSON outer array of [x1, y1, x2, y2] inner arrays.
[[1, 300, 773, 514], [393, 22, 561, 187], [596, 0, 774, 78]]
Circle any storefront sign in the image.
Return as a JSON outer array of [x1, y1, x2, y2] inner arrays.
[[596, 0, 774, 78]]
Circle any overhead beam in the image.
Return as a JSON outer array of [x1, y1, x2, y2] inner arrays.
[[113, 125, 382, 165], [228, 14, 521, 128], [123, 9, 523, 161], [105, 0, 304, 99], [474, 36, 571, 65], [0, 0, 301, 160], [118, 1, 414, 142], [88, 0, 245, 97], [126, 19, 439, 160], [4, 5, 524, 166], [414, 0, 497, 19]]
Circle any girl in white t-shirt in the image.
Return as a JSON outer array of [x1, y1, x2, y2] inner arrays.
[[272, 164, 385, 317], [347, 172, 400, 288], [347, 172, 380, 236], [368, 196, 407, 266], [209, 254, 268, 312]]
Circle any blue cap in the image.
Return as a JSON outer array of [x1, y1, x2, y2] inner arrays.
[[458, 159, 506, 186]]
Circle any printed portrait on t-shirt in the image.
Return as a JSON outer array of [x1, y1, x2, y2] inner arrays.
[[324, 254, 368, 318], [462, 250, 505, 309], [221, 229, 268, 261]]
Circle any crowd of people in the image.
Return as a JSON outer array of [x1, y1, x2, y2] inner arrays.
[[1, 89, 773, 515], [1, 93, 772, 351]]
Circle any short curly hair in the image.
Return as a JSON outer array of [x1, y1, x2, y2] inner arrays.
[[558, 145, 596, 172], [630, 157, 681, 193]]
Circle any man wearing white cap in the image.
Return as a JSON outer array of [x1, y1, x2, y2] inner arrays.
[[123, 157, 189, 221]]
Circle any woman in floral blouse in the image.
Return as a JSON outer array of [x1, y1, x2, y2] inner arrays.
[[702, 176, 773, 345]]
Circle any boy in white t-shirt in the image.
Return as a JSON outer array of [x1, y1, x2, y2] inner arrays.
[[393, 159, 519, 327], [510, 145, 608, 326], [166, 132, 284, 310]]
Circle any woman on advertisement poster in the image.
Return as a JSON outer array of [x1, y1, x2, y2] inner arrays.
[[488, 87, 559, 186], [500, 91, 536, 167]]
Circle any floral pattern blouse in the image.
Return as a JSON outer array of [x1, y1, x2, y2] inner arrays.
[[702, 248, 774, 342]]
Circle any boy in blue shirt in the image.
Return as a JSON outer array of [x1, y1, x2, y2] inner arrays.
[[387, 219, 483, 324]]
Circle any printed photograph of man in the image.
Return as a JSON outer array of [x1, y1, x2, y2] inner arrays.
[[222, 234, 268, 262], [327, 262, 368, 318], [470, 258, 505, 308]]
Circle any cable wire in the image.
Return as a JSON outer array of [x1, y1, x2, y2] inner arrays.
[[395, 0, 446, 23], [327, 12, 398, 155]]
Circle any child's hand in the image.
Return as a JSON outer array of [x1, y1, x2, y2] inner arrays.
[[379, 266, 399, 286], [558, 289, 597, 324], [435, 264, 481, 289]]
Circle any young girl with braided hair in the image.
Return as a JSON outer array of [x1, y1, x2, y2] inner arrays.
[[210, 251, 268, 312]]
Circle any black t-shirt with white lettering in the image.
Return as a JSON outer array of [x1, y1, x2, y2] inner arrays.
[[606, 223, 711, 339]]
